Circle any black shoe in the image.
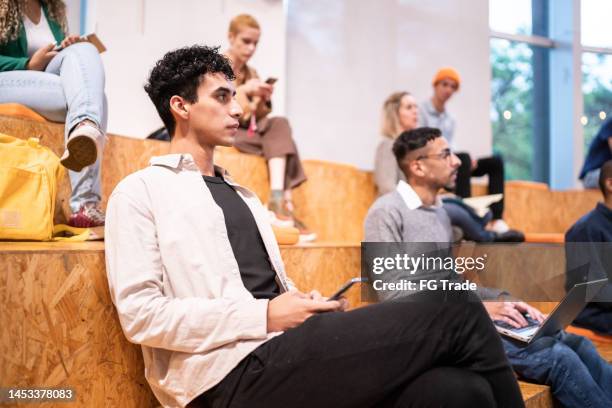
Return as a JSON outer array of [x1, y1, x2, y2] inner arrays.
[[493, 229, 525, 242]]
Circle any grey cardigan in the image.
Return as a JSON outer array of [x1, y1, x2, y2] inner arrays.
[[374, 137, 405, 196]]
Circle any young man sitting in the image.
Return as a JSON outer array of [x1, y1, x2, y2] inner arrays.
[[566, 159, 612, 334], [364, 128, 612, 408], [104, 45, 523, 408], [419, 68, 510, 234]]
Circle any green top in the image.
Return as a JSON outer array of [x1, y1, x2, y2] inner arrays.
[[0, 4, 65, 72]]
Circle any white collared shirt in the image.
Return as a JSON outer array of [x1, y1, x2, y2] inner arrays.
[[396, 180, 443, 210], [105, 154, 295, 407]]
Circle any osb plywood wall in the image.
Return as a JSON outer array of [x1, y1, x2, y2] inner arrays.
[[0, 248, 158, 407], [0, 115, 603, 241], [504, 183, 600, 234]]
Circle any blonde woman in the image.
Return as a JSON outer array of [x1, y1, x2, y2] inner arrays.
[[374, 91, 524, 242], [0, 0, 106, 233], [374, 91, 419, 195], [224, 14, 315, 242]]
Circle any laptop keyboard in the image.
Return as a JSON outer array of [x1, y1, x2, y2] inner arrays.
[[494, 314, 540, 331]]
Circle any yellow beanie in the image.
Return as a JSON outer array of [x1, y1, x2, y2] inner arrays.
[[433, 67, 461, 89]]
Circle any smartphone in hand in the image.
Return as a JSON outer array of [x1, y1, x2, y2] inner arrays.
[[53, 33, 106, 53], [328, 277, 368, 301]]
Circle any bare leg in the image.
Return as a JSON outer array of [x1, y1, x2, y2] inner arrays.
[[268, 157, 286, 192]]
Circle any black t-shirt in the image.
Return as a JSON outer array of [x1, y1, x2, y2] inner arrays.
[[203, 174, 280, 299]]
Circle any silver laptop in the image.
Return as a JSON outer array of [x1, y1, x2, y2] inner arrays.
[[494, 278, 608, 344]]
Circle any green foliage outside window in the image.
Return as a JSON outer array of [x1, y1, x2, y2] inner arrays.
[[491, 43, 612, 180], [490, 39, 533, 180], [583, 53, 612, 152]]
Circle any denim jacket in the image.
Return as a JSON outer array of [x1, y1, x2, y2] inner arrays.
[[105, 154, 295, 407]]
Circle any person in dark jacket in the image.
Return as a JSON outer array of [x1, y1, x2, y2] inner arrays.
[[566, 159, 612, 334]]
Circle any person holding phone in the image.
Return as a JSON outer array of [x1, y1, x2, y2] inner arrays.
[[0, 0, 107, 235], [224, 14, 315, 242], [106, 45, 525, 408]]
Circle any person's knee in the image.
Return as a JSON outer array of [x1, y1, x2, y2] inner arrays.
[[454, 372, 495, 407], [549, 342, 581, 374], [64, 41, 98, 56], [62, 42, 104, 73], [417, 367, 495, 407], [561, 331, 596, 354]]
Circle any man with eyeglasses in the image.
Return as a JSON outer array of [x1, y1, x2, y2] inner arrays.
[[419, 67, 511, 234], [364, 127, 612, 408]]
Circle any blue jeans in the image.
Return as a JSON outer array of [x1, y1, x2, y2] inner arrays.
[[443, 199, 496, 242], [503, 331, 612, 408], [0, 42, 107, 212]]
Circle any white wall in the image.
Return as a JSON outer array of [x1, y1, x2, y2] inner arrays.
[[65, 0, 80, 34], [91, 0, 286, 138], [90, 0, 492, 170], [286, 0, 491, 169]]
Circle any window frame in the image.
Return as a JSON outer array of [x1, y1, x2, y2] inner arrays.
[[489, 1, 555, 183], [488, 0, 611, 188]]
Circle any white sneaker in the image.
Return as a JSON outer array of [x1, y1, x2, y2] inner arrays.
[[60, 122, 102, 172], [268, 210, 295, 228], [488, 219, 510, 234], [293, 217, 317, 243]]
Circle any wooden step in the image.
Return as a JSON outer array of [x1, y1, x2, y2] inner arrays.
[[1, 115, 602, 241], [0, 115, 374, 242], [460, 243, 567, 301], [3, 242, 610, 407], [0, 242, 157, 407], [524, 233, 565, 243], [521, 382, 554, 408], [0, 241, 363, 407], [504, 181, 600, 234]]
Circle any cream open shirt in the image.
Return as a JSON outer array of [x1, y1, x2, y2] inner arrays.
[[104, 154, 296, 407]]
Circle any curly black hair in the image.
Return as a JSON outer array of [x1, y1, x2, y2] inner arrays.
[[144, 45, 235, 137]]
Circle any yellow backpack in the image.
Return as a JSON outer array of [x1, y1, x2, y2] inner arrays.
[[0, 133, 91, 241]]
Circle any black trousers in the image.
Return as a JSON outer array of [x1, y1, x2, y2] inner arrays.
[[455, 153, 505, 220], [189, 291, 524, 408]]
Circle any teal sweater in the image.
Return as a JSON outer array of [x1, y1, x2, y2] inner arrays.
[[0, 4, 65, 72]]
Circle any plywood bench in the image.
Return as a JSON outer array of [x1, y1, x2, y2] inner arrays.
[[0, 240, 364, 407], [5, 241, 603, 408], [0, 115, 377, 242]]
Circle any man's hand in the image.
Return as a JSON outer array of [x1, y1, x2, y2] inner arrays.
[[241, 78, 273, 100], [513, 301, 546, 323], [267, 290, 343, 333], [483, 301, 546, 328], [59, 34, 84, 49], [26, 43, 58, 71], [308, 290, 349, 311]]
